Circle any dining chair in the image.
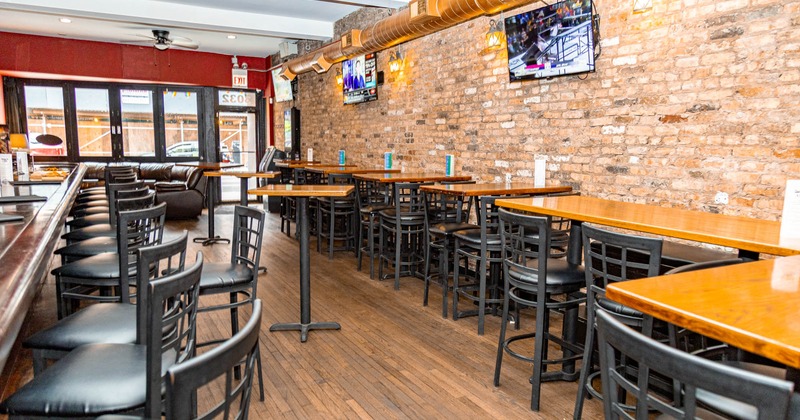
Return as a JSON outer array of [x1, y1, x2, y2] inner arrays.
[[197, 205, 266, 401], [55, 201, 166, 319], [378, 182, 430, 289], [62, 180, 146, 244], [317, 172, 356, 259], [27, 231, 187, 374], [355, 177, 392, 279], [0, 252, 203, 419], [493, 209, 585, 411], [573, 223, 663, 420], [422, 182, 478, 318], [595, 309, 794, 420]]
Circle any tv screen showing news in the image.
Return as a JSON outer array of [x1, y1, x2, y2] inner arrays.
[[343, 53, 377, 105], [505, 0, 595, 81], [272, 68, 293, 103]]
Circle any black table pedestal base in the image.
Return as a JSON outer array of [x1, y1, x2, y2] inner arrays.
[[269, 322, 341, 343], [193, 236, 231, 246]]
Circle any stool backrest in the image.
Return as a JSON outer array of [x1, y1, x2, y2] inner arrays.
[[116, 201, 167, 303], [141, 251, 203, 419], [498, 208, 551, 294], [596, 309, 794, 420], [165, 300, 262, 420], [230, 205, 266, 296]]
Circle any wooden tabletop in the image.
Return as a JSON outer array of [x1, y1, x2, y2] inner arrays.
[[303, 166, 397, 175], [353, 172, 472, 183], [607, 255, 800, 369], [248, 184, 354, 197], [176, 162, 243, 171], [495, 195, 800, 256], [275, 161, 334, 169], [204, 170, 280, 179], [420, 182, 572, 197]]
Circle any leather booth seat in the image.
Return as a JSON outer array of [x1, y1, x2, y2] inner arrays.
[[82, 162, 206, 219]]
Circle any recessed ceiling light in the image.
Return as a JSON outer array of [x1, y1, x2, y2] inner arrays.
[[227, 35, 237, 39], [59, 18, 72, 23]]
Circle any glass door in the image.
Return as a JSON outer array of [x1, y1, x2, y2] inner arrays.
[[219, 111, 256, 202], [119, 88, 157, 158], [22, 85, 68, 157]]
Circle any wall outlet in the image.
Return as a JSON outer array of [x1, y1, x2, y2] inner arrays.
[[714, 192, 729, 205]]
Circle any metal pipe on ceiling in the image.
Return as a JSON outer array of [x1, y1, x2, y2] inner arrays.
[[280, 0, 537, 79]]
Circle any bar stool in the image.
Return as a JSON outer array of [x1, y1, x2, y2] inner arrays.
[[379, 182, 430, 289], [493, 208, 585, 411], [355, 177, 391, 279], [422, 182, 478, 318], [573, 223, 663, 420], [317, 173, 356, 259], [452, 195, 519, 335]]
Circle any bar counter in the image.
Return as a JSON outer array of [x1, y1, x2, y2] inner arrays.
[[0, 163, 86, 374]]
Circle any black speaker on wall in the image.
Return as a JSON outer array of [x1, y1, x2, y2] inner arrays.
[[377, 71, 384, 85]]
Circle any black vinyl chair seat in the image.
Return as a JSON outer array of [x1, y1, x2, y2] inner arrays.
[[61, 222, 116, 242], [24, 304, 136, 352], [55, 236, 117, 259], [72, 205, 110, 217], [430, 222, 479, 236], [453, 228, 501, 245], [507, 259, 585, 290], [379, 207, 425, 222], [361, 204, 393, 215], [198, 262, 254, 292], [594, 295, 644, 319], [1, 343, 151, 416], [67, 212, 111, 229], [53, 252, 136, 280]]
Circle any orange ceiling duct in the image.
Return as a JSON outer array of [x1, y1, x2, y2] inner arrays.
[[279, 0, 537, 80]]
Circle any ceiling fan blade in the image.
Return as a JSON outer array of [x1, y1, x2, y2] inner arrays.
[[170, 39, 199, 50], [135, 34, 157, 40]]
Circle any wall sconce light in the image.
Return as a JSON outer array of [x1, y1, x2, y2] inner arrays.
[[9, 133, 28, 150], [633, 0, 653, 13], [388, 50, 404, 73], [485, 19, 505, 51], [336, 69, 343, 86]]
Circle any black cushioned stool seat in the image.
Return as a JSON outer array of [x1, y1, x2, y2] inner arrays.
[[198, 262, 254, 292]]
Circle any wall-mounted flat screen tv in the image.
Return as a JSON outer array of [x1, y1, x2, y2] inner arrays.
[[272, 68, 293, 102], [343, 53, 377, 105], [505, 0, 595, 81]]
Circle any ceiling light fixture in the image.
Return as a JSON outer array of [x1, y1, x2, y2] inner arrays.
[[59, 18, 72, 24], [227, 35, 237, 39]]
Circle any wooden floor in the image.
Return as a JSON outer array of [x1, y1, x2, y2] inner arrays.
[[1, 204, 605, 419]]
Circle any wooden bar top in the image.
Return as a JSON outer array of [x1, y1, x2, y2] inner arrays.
[[204, 170, 280, 179], [353, 172, 472, 183], [607, 255, 800, 369], [248, 184, 354, 197], [420, 182, 572, 197], [0, 164, 85, 374], [496, 195, 800, 256]]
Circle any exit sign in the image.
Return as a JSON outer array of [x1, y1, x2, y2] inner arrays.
[[232, 68, 248, 88]]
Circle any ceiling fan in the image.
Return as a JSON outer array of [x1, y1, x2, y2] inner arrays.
[[129, 29, 199, 51]]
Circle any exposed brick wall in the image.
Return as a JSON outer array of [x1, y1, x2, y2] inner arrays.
[[274, 0, 800, 220]]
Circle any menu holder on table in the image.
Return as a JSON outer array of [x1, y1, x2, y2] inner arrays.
[[0, 195, 47, 204], [780, 180, 800, 240], [0, 213, 24, 223]]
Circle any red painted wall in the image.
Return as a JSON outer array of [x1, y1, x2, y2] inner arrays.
[[0, 31, 270, 91]]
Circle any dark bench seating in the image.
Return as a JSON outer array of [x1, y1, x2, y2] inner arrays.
[[81, 163, 206, 219]]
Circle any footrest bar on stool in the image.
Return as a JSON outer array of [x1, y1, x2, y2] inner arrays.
[[270, 321, 341, 343]]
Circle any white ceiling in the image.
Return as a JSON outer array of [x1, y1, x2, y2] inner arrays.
[[0, 0, 410, 57]]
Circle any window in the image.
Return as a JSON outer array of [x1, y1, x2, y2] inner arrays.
[[120, 89, 156, 157], [163, 89, 199, 159], [23, 86, 68, 156], [74, 88, 112, 158]]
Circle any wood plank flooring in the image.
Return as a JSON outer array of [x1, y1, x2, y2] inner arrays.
[[0, 204, 604, 419]]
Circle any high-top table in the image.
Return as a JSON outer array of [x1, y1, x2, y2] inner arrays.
[[177, 162, 242, 245], [248, 184, 354, 342], [204, 170, 280, 206], [304, 166, 401, 176], [420, 182, 572, 198], [606, 255, 800, 376], [353, 172, 472, 184], [495, 195, 800, 264]]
